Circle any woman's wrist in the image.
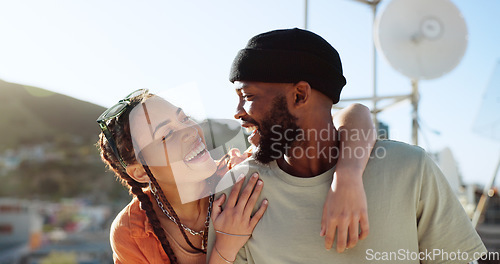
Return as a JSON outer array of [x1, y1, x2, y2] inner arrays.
[[334, 166, 364, 179], [215, 246, 235, 263], [214, 240, 238, 262]]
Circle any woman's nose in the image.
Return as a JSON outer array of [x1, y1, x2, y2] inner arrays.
[[181, 125, 198, 142]]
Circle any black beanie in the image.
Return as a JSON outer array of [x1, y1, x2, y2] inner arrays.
[[229, 28, 346, 104]]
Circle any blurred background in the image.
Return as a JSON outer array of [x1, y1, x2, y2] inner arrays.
[[0, 0, 499, 263]]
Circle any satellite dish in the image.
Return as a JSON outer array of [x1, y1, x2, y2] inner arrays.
[[374, 0, 468, 80]]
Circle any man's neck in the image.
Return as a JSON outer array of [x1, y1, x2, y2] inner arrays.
[[276, 122, 339, 178]]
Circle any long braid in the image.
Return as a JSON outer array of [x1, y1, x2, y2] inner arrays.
[[130, 181, 179, 263], [97, 93, 179, 263], [146, 166, 206, 253], [99, 136, 178, 264]]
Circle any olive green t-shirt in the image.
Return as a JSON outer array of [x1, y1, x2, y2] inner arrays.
[[208, 140, 486, 263]]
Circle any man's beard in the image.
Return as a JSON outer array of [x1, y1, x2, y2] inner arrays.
[[254, 96, 301, 164]]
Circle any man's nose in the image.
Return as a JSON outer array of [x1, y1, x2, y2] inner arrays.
[[234, 101, 247, 120]]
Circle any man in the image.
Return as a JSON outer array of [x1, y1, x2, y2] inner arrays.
[[208, 28, 486, 263]]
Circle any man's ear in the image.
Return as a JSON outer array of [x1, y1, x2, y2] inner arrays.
[[126, 163, 149, 183], [292, 81, 311, 107]]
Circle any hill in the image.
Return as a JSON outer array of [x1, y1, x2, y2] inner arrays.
[[0, 80, 122, 201], [0, 79, 105, 150]]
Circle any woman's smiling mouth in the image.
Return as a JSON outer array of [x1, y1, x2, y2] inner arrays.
[[184, 139, 209, 163]]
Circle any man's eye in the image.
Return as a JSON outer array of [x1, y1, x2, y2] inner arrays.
[[243, 95, 253, 100]]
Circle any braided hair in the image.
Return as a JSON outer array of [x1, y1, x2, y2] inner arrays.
[[97, 93, 179, 263]]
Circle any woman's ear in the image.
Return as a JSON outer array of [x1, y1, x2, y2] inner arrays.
[[292, 81, 311, 107], [126, 164, 149, 183]]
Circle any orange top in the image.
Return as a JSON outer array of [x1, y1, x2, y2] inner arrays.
[[110, 195, 205, 264]]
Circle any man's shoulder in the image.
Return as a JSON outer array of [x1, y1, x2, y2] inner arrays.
[[374, 139, 425, 155], [215, 157, 270, 193], [364, 140, 431, 181], [232, 156, 265, 171], [371, 139, 427, 163]]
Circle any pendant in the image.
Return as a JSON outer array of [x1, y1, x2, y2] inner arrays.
[[202, 241, 206, 251]]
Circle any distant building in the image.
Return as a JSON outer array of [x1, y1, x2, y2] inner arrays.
[[475, 189, 500, 253], [429, 147, 476, 216], [377, 121, 389, 140], [0, 198, 43, 264]]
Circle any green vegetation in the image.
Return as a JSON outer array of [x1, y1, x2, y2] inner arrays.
[[40, 251, 78, 264], [0, 79, 104, 151], [0, 138, 130, 203]]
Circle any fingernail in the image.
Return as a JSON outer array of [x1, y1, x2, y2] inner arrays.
[[252, 172, 258, 178], [257, 180, 263, 186], [263, 199, 268, 204], [237, 174, 245, 181]]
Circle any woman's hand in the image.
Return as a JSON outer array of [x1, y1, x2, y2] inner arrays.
[[210, 172, 268, 263], [227, 148, 252, 170], [320, 167, 369, 253]]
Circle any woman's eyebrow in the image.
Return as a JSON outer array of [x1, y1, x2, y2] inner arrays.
[[152, 108, 183, 138], [153, 119, 171, 138]]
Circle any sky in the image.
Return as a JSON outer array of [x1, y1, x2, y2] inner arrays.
[[0, 0, 498, 187]]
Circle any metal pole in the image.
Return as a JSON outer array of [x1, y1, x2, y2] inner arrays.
[[371, 2, 379, 134], [411, 79, 419, 145], [304, 0, 309, 30], [472, 155, 500, 227]]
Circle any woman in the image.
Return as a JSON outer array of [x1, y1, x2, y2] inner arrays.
[[97, 89, 375, 263]]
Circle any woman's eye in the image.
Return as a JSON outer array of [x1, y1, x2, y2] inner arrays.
[[181, 115, 191, 122], [161, 130, 173, 142]]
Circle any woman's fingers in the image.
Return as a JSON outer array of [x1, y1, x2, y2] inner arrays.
[[323, 221, 337, 250], [323, 215, 368, 252], [346, 217, 360, 249], [320, 202, 329, 237], [235, 173, 259, 211], [336, 219, 349, 253], [211, 193, 226, 220], [249, 199, 268, 227], [243, 179, 264, 217], [359, 212, 370, 240], [228, 148, 241, 157], [226, 174, 245, 208]]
